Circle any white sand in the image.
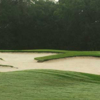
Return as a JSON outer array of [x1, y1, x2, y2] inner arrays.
[[0, 52, 100, 75]]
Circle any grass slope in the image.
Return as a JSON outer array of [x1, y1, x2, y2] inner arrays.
[[0, 70, 100, 100], [0, 49, 100, 62]]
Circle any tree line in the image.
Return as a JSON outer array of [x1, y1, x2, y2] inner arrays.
[[0, 0, 100, 50]]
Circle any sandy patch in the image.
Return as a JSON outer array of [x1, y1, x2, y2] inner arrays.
[[0, 52, 100, 75]]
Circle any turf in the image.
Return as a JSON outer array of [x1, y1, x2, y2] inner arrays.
[[0, 49, 67, 53], [0, 58, 4, 61], [0, 64, 14, 68], [0, 70, 100, 100], [34, 50, 100, 62], [1, 49, 100, 62]]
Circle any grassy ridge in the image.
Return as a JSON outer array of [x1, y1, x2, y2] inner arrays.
[[34, 50, 100, 62], [0, 70, 100, 100], [0, 49, 67, 53], [0, 49, 100, 62]]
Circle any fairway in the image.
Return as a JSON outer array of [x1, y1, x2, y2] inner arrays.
[[0, 52, 100, 74], [0, 70, 100, 100]]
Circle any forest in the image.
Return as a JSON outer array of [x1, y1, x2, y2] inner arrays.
[[0, 0, 100, 50]]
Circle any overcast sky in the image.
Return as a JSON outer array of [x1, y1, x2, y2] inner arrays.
[[55, 0, 59, 2]]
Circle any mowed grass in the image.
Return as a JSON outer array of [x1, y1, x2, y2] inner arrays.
[[0, 49, 67, 53], [0, 64, 14, 68], [0, 70, 100, 100], [35, 51, 100, 62], [0, 58, 4, 61], [0, 49, 100, 62], [0, 50, 100, 100]]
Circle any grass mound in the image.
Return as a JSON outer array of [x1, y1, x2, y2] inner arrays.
[[0, 70, 100, 100]]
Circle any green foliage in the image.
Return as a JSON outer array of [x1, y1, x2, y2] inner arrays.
[[0, 0, 100, 50]]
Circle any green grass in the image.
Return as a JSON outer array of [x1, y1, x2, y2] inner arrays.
[[0, 70, 100, 100], [0, 50, 100, 99], [34, 50, 100, 62], [0, 49, 67, 53], [0, 58, 4, 61], [1, 49, 100, 62], [0, 64, 14, 68], [0, 57, 13, 68]]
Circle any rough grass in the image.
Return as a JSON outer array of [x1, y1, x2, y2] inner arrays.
[[0, 64, 14, 68], [0, 70, 100, 100], [1, 49, 100, 62], [0, 58, 4, 61], [0, 58, 13, 68]]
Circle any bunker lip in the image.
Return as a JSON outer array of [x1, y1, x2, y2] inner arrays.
[[0, 52, 100, 75]]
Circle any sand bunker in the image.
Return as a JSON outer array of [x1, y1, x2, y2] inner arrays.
[[0, 52, 100, 75]]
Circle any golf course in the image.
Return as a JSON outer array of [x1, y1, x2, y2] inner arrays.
[[1, 0, 100, 99], [0, 50, 100, 74], [0, 50, 100, 100]]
